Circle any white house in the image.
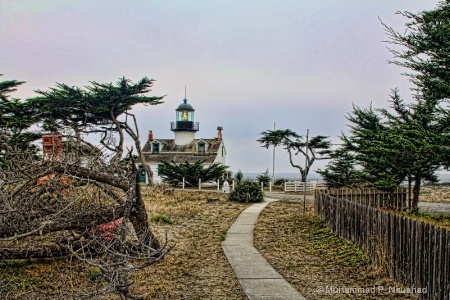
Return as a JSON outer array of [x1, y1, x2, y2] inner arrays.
[[138, 97, 227, 184]]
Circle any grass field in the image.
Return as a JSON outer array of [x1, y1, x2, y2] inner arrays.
[[4, 185, 447, 299]]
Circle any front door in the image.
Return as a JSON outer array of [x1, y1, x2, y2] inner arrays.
[[138, 165, 147, 183]]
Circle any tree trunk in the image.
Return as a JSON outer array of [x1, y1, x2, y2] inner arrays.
[[300, 170, 307, 182], [408, 174, 412, 209], [53, 165, 128, 191], [128, 165, 160, 250], [0, 205, 126, 240], [412, 172, 422, 211]]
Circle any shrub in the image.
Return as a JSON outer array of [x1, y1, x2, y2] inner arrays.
[[229, 180, 264, 203], [274, 178, 288, 186]]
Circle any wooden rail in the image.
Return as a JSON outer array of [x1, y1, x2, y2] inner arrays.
[[284, 181, 317, 192]]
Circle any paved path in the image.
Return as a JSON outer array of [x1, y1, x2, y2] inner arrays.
[[222, 198, 307, 300]]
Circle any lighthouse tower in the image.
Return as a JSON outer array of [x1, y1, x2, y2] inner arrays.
[[170, 98, 199, 145]]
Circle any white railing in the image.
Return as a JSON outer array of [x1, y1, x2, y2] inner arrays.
[[284, 181, 317, 192]]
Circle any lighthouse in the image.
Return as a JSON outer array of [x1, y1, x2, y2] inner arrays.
[[141, 95, 227, 184], [170, 98, 199, 145]]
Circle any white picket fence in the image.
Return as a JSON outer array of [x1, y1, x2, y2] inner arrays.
[[284, 181, 317, 192]]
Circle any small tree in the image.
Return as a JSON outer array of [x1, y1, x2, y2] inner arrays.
[[257, 129, 331, 182], [158, 160, 228, 187], [256, 169, 271, 187], [234, 169, 244, 184]]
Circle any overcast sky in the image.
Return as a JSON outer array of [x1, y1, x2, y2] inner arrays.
[[0, 0, 439, 176]]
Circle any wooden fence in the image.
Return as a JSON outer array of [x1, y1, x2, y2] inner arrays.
[[324, 187, 408, 210], [284, 181, 317, 192], [315, 191, 450, 300]]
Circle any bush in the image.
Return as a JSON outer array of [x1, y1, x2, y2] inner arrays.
[[228, 180, 265, 203], [274, 178, 288, 186]]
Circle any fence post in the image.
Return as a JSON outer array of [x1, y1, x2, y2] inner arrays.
[[261, 182, 264, 191], [199, 178, 201, 190], [217, 179, 220, 191], [269, 181, 272, 192], [232, 180, 235, 190], [182, 177, 185, 189]]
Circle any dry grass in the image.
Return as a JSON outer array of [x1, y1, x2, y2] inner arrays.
[[0, 186, 249, 300], [254, 200, 418, 300], [420, 185, 450, 203]]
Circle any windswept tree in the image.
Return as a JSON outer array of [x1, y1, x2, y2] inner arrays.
[[257, 129, 331, 182], [344, 1, 450, 209], [29, 77, 164, 184], [342, 90, 450, 210]]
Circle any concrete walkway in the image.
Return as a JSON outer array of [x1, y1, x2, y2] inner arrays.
[[222, 198, 307, 300]]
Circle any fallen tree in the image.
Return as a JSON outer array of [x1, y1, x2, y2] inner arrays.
[[0, 150, 170, 299]]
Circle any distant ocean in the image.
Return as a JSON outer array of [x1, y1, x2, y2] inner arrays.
[[242, 171, 450, 184], [243, 172, 323, 182]]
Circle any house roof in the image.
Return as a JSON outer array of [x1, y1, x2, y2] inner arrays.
[[142, 138, 223, 164]]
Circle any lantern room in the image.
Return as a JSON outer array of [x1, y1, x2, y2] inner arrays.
[[171, 98, 199, 132]]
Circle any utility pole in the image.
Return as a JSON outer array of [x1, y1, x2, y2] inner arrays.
[[303, 129, 309, 214], [272, 122, 276, 183]]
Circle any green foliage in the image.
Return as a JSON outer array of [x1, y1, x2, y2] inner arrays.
[[317, 147, 364, 189], [150, 214, 173, 224], [256, 169, 271, 187], [158, 160, 228, 187], [234, 169, 244, 184], [87, 267, 103, 282], [31, 77, 164, 134], [228, 180, 264, 203], [274, 178, 288, 186], [0, 76, 41, 167], [0, 76, 165, 172], [382, 1, 450, 103], [257, 129, 331, 182]]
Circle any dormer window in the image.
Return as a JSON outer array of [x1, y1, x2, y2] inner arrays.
[[197, 142, 206, 155], [152, 142, 160, 154]]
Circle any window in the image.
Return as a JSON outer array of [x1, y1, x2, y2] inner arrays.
[[152, 142, 160, 154], [197, 142, 206, 155]]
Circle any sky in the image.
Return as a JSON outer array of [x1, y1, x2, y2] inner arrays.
[[0, 0, 440, 177]]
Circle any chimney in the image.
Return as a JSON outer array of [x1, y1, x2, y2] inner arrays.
[[217, 126, 223, 141], [148, 130, 154, 142]]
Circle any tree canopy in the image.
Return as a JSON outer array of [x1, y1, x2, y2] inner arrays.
[[157, 160, 228, 187], [257, 129, 331, 182], [322, 1, 450, 210]]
